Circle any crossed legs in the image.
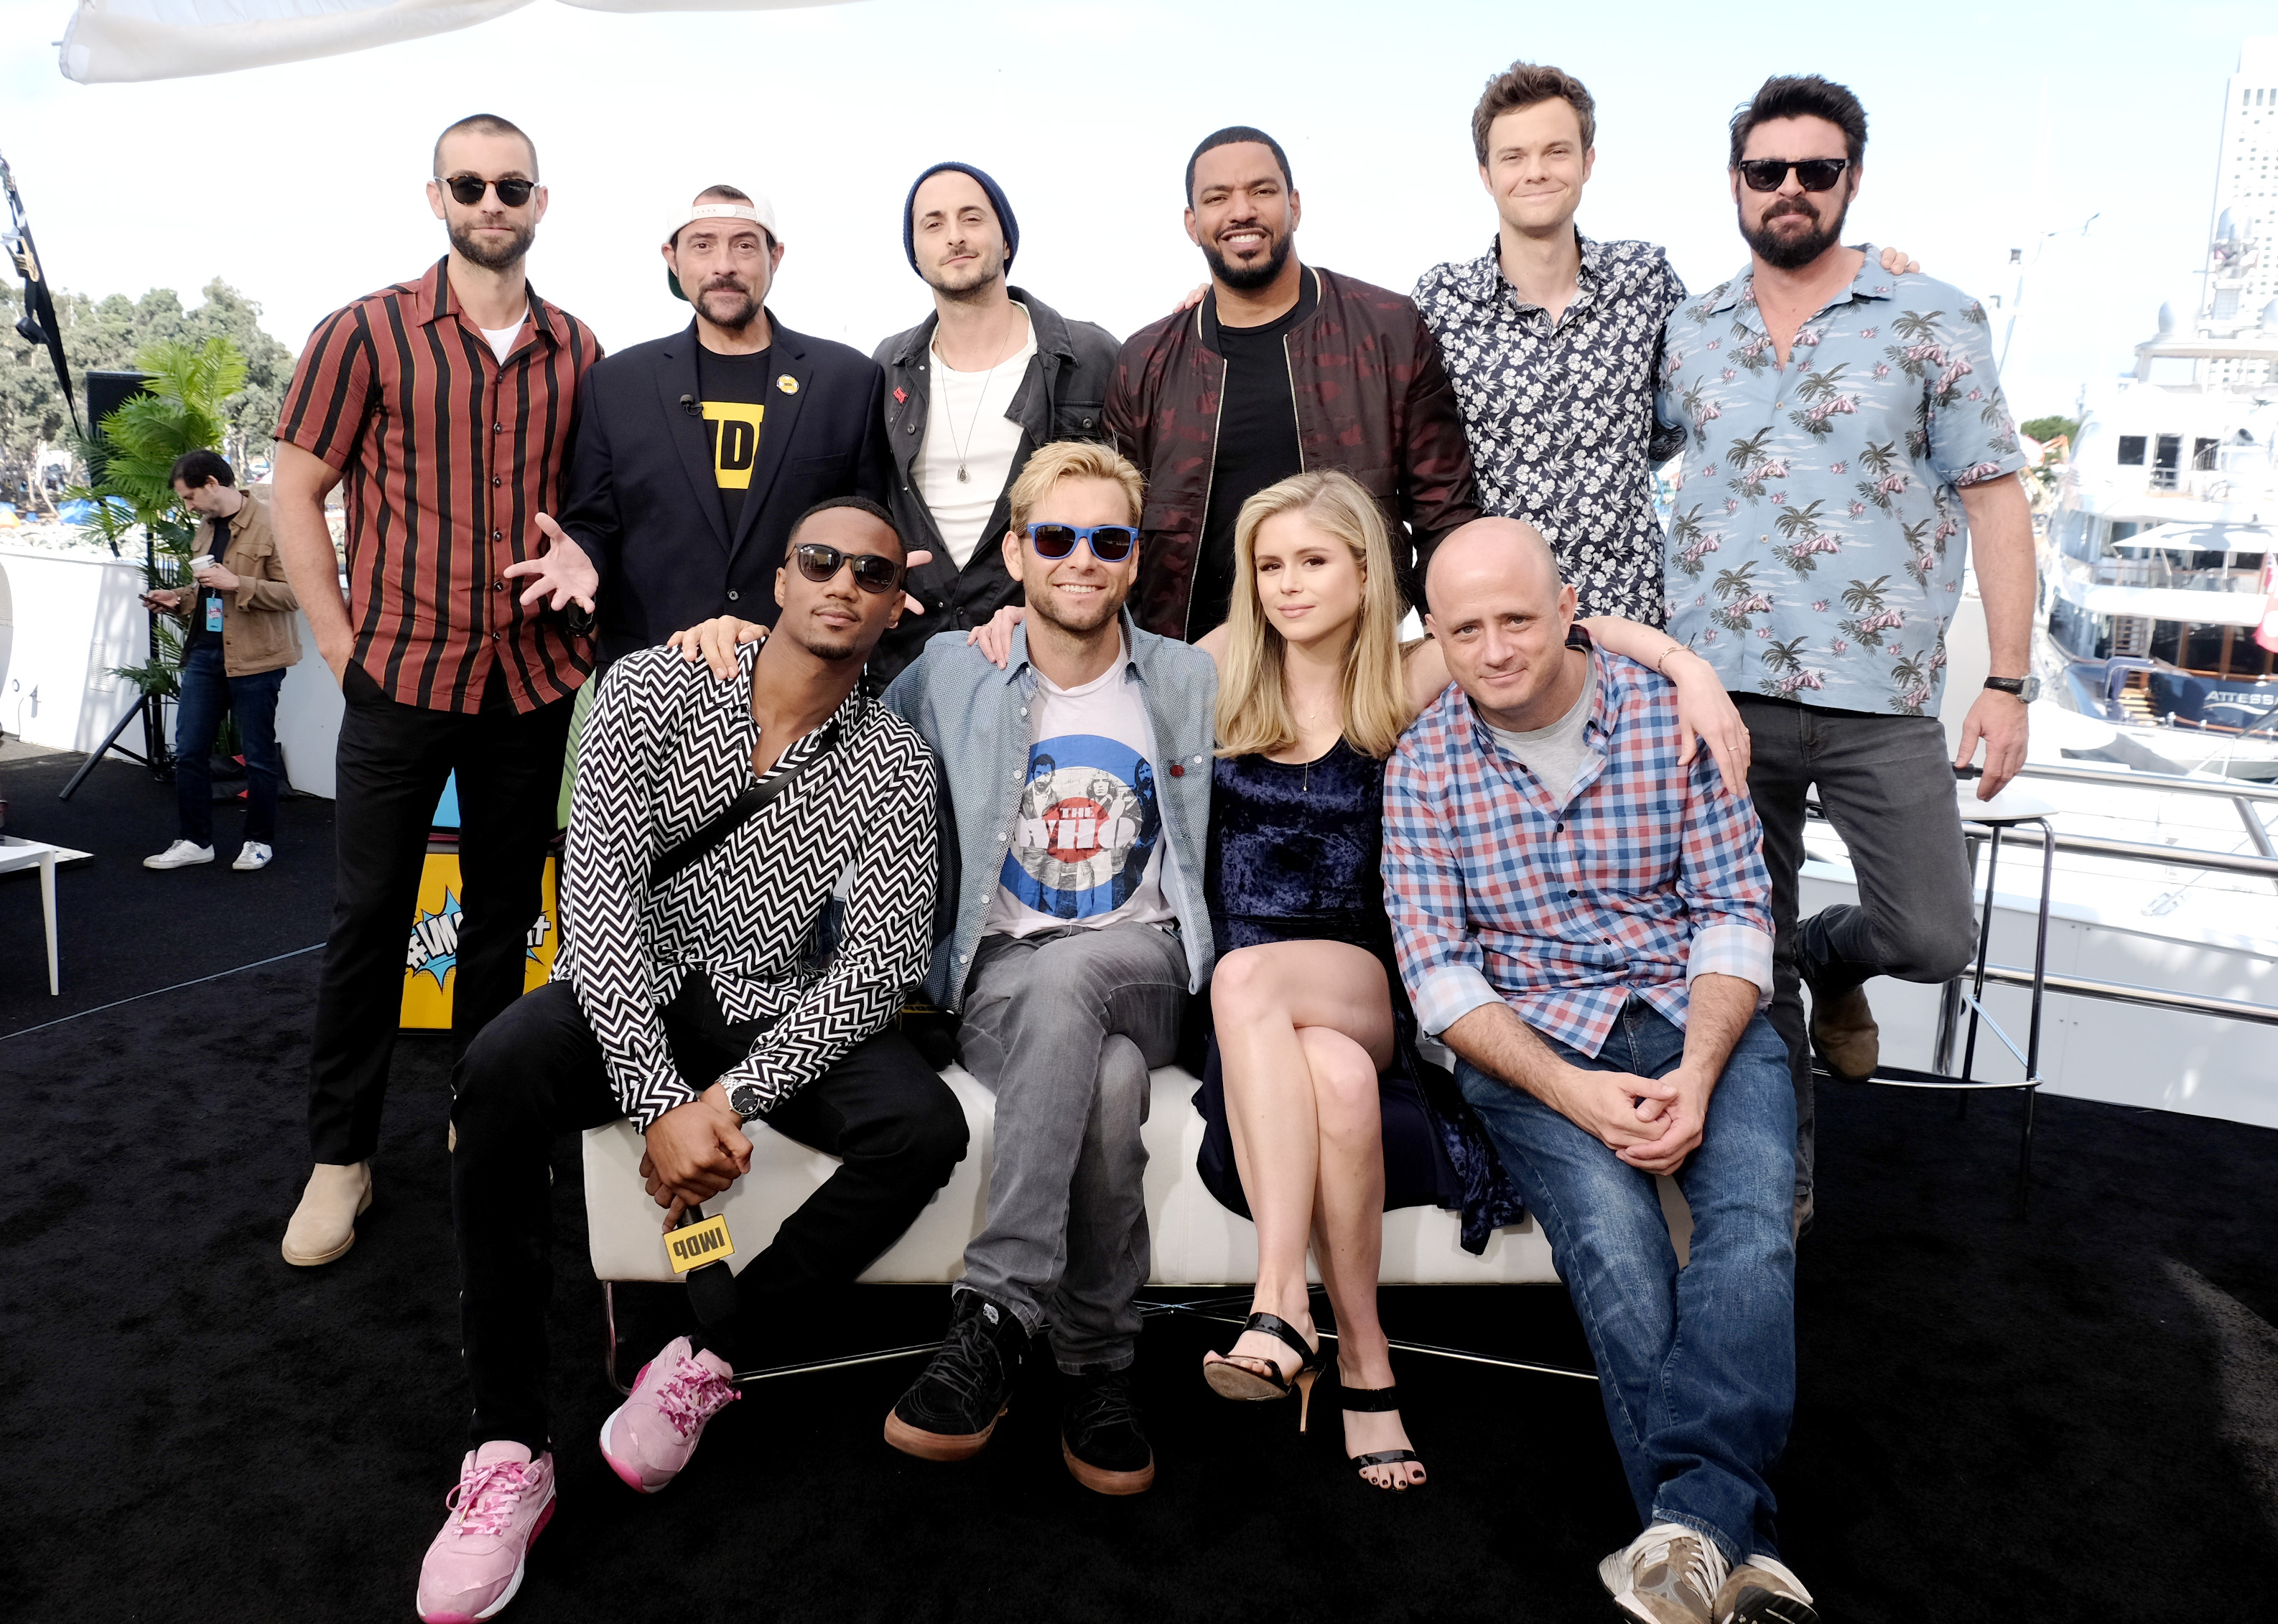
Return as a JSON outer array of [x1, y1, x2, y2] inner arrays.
[[1207, 940, 1422, 1486]]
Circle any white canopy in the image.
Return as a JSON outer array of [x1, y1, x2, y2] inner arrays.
[[58, 0, 851, 85]]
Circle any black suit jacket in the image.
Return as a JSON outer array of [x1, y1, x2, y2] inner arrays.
[[557, 313, 891, 665]]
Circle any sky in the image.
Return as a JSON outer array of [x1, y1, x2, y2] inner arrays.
[[1, 0, 2270, 425]]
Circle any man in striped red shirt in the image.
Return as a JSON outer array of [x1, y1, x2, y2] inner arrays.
[[270, 113, 603, 1267]]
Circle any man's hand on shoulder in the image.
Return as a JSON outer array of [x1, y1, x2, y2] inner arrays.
[[666, 616, 766, 681]]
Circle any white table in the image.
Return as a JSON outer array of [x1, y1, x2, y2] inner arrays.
[[0, 836, 85, 994]]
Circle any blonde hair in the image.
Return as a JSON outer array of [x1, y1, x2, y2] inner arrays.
[[1215, 470, 1409, 761], [1006, 440, 1145, 533]]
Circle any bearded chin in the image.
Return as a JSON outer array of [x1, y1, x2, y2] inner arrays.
[[1203, 230, 1294, 292], [449, 220, 535, 271], [1742, 198, 1849, 271], [702, 289, 761, 331]]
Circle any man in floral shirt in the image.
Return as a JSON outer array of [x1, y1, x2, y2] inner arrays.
[[1417, 62, 1917, 627], [1655, 75, 2037, 1241]]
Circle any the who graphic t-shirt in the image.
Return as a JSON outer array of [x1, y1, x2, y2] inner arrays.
[[985, 643, 1176, 939], [696, 345, 773, 534]]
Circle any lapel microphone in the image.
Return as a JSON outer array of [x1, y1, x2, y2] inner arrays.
[[680, 394, 700, 416]]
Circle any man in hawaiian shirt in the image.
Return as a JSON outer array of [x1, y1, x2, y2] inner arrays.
[[1656, 74, 2037, 1235], [1417, 61, 1915, 625]]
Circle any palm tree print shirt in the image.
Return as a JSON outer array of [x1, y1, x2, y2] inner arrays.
[[1655, 249, 2024, 715], [1416, 235, 1688, 625]]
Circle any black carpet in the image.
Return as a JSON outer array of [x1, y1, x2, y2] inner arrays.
[[2, 750, 2274, 1622]]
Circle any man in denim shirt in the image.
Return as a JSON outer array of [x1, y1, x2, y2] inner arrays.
[[1656, 75, 2037, 1238], [881, 441, 1217, 1495]]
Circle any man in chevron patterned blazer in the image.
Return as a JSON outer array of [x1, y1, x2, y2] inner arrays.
[[414, 497, 965, 1624]]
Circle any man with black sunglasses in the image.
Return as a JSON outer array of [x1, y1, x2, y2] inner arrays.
[[271, 112, 601, 1269], [510, 185, 894, 666], [416, 495, 962, 1624], [878, 440, 1216, 1496], [1655, 75, 2035, 1297]]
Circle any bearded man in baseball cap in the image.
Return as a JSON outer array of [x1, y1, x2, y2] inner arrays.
[[514, 185, 896, 666]]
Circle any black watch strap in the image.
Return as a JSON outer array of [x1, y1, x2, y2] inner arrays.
[[1982, 676, 2027, 694]]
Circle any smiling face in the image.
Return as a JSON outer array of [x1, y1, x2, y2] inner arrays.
[[1423, 518, 1578, 730], [666, 207, 782, 335], [910, 169, 1008, 300], [1479, 98, 1594, 238], [427, 127, 545, 271], [1732, 114, 1859, 273], [772, 506, 904, 663], [1250, 508, 1365, 653], [1186, 141, 1300, 292], [1000, 475, 1139, 638]]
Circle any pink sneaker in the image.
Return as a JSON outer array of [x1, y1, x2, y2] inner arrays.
[[598, 1335, 740, 1493], [415, 1442, 556, 1623]]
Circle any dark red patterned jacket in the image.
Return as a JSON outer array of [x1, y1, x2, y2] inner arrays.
[[1105, 265, 1480, 639]]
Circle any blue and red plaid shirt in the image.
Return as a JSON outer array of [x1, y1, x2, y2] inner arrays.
[[1383, 636, 1772, 1058]]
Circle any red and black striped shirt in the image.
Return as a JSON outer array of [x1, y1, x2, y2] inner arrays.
[[276, 258, 604, 712]]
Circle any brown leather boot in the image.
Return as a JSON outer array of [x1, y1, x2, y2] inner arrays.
[[1808, 984, 1879, 1081], [282, 1162, 373, 1266]]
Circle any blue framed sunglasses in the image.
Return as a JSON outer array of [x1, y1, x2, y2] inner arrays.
[[1025, 522, 1138, 562]]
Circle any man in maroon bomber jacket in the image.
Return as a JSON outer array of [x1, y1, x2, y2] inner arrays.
[[1106, 124, 1481, 640]]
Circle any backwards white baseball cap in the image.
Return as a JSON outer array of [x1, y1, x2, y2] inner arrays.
[[664, 195, 780, 301]]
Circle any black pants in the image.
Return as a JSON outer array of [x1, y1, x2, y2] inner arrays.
[[451, 980, 968, 1452], [307, 663, 573, 1164], [1736, 695, 1977, 1210]]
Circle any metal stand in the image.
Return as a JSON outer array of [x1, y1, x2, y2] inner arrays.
[[1823, 798, 2057, 1213], [56, 693, 157, 799], [601, 1282, 1597, 1395]]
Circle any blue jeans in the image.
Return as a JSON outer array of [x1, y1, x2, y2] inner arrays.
[[173, 641, 286, 846], [1458, 998, 1797, 1566]]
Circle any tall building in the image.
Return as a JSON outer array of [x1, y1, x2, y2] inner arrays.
[[2196, 37, 2278, 391]]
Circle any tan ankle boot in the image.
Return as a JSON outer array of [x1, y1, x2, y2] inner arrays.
[[1809, 984, 1880, 1081], [282, 1162, 373, 1266]]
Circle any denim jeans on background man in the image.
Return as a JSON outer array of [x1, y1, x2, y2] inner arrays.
[[953, 921, 1189, 1373], [1458, 998, 1798, 1567], [172, 640, 286, 847], [1734, 696, 1976, 1218]]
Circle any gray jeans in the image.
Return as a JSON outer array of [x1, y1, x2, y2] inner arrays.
[[1736, 697, 1977, 1212], [954, 921, 1189, 1372]]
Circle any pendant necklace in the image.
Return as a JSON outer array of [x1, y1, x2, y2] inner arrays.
[[939, 309, 1026, 484]]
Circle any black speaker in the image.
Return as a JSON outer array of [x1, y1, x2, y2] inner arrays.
[[83, 368, 152, 484]]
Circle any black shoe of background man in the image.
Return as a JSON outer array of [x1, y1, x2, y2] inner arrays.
[[883, 1289, 1027, 1462], [1060, 1364, 1154, 1495]]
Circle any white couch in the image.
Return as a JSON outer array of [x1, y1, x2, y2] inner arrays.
[[583, 1065, 1565, 1287]]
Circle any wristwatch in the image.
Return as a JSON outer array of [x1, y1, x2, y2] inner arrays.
[[729, 1082, 766, 1119], [1983, 675, 2040, 702]]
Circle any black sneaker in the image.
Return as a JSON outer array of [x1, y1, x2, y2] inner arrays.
[[884, 1290, 1026, 1461], [1060, 1365, 1154, 1495]]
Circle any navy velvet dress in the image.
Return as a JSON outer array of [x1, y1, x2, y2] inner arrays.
[[1193, 740, 1522, 1252]]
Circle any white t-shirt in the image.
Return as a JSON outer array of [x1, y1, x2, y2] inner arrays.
[[916, 309, 1036, 570], [1485, 664, 1596, 805], [479, 323, 523, 365], [985, 635, 1178, 939]]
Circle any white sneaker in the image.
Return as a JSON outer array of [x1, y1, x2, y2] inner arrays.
[[233, 841, 273, 871], [1600, 1521, 1730, 1624], [144, 839, 214, 870], [1714, 1554, 1817, 1623]]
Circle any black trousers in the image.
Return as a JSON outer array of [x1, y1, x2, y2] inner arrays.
[[451, 980, 968, 1452], [307, 663, 574, 1164]]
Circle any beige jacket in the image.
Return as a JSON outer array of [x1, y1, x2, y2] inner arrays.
[[171, 487, 302, 677]]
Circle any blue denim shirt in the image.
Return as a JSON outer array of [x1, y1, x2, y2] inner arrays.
[[882, 610, 1219, 1011], [1655, 248, 2026, 716]]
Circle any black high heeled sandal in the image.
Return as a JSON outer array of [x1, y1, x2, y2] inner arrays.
[[1200, 1312, 1328, 1429], [1341, 1383, 1425, 1490]]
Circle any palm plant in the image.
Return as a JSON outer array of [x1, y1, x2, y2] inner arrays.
[[68, 337, 249, 699]]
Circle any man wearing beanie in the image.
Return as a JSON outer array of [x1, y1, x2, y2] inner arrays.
[[866, 162, 1121, 687], [513, 185, 893, 666]]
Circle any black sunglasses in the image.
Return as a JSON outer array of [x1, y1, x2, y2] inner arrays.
[[438, 173, 538, 207], [1026, 522, 1138, 562], [794, 542, 903, 595], [1737, 158, 1851, 194]]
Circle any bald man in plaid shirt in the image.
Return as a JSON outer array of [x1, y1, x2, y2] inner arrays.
[[1384, 518, 1814, 1624]]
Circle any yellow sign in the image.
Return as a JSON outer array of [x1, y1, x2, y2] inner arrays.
[[702, 401, 764, 489], [666, 1212, 735, 1273], [399, 847, 560, 1030]]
